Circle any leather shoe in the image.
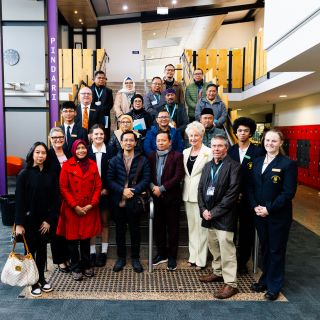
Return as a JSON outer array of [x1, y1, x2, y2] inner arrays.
[[264, 291, 279, 301], [199, 273, 223, 283], [251, 282, 267, 292], [132, 259, 143, 273], [58, 265, 70, 273], [214, 284, 239, 299], [96, 253, 107, 267], [113, 258, 126, 272]]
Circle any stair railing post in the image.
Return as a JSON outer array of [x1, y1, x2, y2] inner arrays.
[[148, 197, 154, 272]]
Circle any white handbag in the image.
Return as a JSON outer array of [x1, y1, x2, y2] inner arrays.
[[1, 234, 39, 287]]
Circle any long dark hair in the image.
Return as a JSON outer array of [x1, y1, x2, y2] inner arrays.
[[26, 142, 49, 169]]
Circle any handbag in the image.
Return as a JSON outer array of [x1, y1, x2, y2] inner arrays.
[[129, 156, 150, 214], [1, 233, 39, 287]]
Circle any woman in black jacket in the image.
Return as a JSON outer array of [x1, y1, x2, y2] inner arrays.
[[15, 142, 59, 297], [48, 127, 70, 273], [248, 129, 298, 301], [88, 124, 110, 267]]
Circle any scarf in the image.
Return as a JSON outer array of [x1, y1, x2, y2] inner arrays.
[[119, 76, 136, 94], [156, 148, 170, 186], [71, 139, 90, 174]]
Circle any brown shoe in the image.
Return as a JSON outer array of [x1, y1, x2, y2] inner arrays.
[[199, 273, 223, 283], [214, 284, 239, 299]]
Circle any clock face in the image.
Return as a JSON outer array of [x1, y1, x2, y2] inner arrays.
[[4, 49, 20, 66]]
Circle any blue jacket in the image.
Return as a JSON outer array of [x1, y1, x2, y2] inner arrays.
[[107, 151, 151, 207], [143, 125, 184, 156]]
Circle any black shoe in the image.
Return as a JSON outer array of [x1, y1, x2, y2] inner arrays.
[[90, 254, 96, 268], [264, 291, 279, 301], [58, 264, 70, 273], [152, 255, 168, 266], [167, 257, 177, 271], [39, 279, 53, 292], [113, 258, 126, 272], [132, 259, 144, 273], [251, 282, 267, 293], [96, 253, 107, 267]]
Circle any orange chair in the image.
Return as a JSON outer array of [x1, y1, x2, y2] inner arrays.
[[6, 156, 23, 176]]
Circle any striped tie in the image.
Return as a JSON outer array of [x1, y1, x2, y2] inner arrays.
[[82, 106, 89, 130]]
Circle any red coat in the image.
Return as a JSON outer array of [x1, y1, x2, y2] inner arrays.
[[57, 157, 102, 240]]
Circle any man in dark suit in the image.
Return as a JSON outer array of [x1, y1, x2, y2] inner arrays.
[[90, 71, 113, 141], [228, 117, 265, 273], [75, 86, 104, 133], [148, 132, 184, 271], [59, 101, 88, 155]]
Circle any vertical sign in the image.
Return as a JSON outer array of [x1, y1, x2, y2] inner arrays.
[[0, 5, 7, 195], [48, 0, 59, 127]]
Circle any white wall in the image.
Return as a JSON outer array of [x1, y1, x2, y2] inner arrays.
[[264, 0, 320, 49], [207, 22, 255, 49], [2, 0, 44, 20], [101, 23, 142, 82], [274, 93, 320, 126]]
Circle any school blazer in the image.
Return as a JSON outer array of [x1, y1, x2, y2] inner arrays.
[[182, 144, 213, 202], [247, 155, 297, 220]]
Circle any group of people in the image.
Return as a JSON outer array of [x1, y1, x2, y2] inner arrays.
[[14, 66, 297, 301]]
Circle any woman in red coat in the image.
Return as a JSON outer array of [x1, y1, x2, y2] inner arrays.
[[57, 139, 102, 281]]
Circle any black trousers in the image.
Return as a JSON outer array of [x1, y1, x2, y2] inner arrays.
[[236, 199, 255, 266], [113, 206, 141, 259], [255, 216, 291, 294], [51, 222, 69, 264], [154, 198, 180, 259], [68, 238, 91, 272], [25, 231, 48, 282]]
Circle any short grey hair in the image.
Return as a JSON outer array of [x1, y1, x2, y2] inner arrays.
[[185, 121, 205, 138], [211, 134, 229, 148], [49, 127, 64, 137]]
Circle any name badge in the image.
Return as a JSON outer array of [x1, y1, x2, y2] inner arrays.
[[244, 155, 251, 159], [206, 186, 215, 196], [151, 100, 158, 106], [71, 134, 77, 138], [272, 168, 281, 172], [90, 108, 96, 112], [95, 101, 101, 106]]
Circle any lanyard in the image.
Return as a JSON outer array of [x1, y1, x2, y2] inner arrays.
[[95, 87, 104, 100], [153, 94, 160, 103], [210, 162, 223, 185], [165, 104, 177, 122]]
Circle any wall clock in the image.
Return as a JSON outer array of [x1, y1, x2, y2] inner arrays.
[[4, 49, 20, 66]]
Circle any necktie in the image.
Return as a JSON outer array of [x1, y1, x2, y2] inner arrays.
[[66, 126, 72, 147], [82, 106, 89, 130]]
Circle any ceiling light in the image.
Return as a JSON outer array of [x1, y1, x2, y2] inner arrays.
[[172, 0, 177, 4], [79, 19, 82, 22], [237, 108, 242, 111], [157, 7, 168, 15], [74, 10, 78, 14], [153, 32, 156, 36], [122, 4, 128, 10], [279, 95, 287, 98]]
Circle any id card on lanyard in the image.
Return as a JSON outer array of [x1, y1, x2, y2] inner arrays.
[[206, 162, 223, 196], [95, 87, 104, 106]]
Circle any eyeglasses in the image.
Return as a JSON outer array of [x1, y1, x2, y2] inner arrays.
[[165, 69, 175, 72], [96, 77, 105, 80], [157, 116, 169, 120], [51, 136, 64, 140], [80, 92, 92, 95], [194, 73, 203, 76], [120, 121, 131, 124], [152, 82, 162, 86]]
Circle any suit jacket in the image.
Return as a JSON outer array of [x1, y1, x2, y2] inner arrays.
[[75, 104, 104, 131], [198, 155, 241, 231], [148, 150, 184, 205], [228, 143, 265, 194], [59, 124, 88, 155], [183, 144, 213, 202], [247, 154, 297, 221], [88, 145, 109, 190], [90, 84, 113, 116]]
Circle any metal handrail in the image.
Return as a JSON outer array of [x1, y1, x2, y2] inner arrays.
[[148, 197, 154, 272]]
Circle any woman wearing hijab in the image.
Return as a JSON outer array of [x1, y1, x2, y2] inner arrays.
[[113, 76, 136, 119], [57, 139, 102, 281], [107, 114, 142, 158], [126, 94, 153, 138]]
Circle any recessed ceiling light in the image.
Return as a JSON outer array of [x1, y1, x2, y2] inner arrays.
[[237, 108, 242, 111], [123, 4, 128, 10], [172, 0, 177, 4], [153, 32, 156, 36], [79, 18, 82, 22], [74, 10, 78, 14], [279, 95, 287, 98]]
